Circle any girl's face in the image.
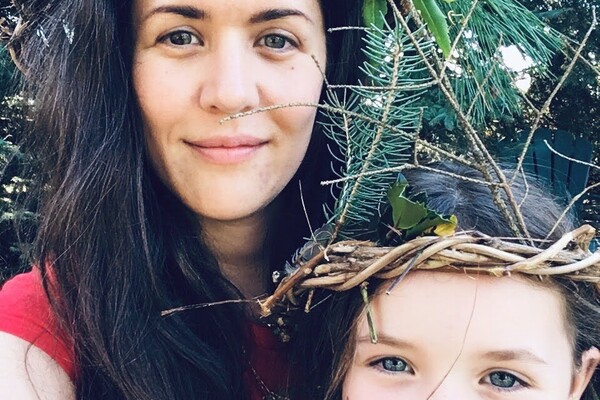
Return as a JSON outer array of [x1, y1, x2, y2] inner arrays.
[[343, 272, 599, 400], [132, 0, 326, 222]]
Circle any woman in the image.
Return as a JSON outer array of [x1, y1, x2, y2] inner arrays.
[[0, 0, 362, 399], [291, 164, 600, 399]]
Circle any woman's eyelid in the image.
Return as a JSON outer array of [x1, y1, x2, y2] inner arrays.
[[157, 27, 203, 46], [256, 29, 300, 50]]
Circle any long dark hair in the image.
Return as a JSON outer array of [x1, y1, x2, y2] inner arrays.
[[13, 0, 363, 399], [293, 162, 600, 399]]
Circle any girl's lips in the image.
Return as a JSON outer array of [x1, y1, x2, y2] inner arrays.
[[186, 136, 268, 165]]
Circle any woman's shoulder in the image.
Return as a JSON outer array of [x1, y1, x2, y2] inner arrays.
[[0, 270, 76, 382], [0, 331, 75, 399]]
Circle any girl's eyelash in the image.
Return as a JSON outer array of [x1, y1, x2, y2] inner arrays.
[[368, 357, 414, 375], [483, 370, 530, 393]]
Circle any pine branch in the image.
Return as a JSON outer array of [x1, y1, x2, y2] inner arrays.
[[323, 19, 436, 240]]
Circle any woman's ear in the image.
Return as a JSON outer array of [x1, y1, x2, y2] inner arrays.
[[570, 347, 600, 400]]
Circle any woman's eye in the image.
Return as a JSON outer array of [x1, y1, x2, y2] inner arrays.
[[161, 31, 201, 46], [260, 34, 296, 50], [485, 371, 527, 391], [372, 357, 413, 373]]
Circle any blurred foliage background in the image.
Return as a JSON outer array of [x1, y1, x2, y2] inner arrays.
[[0, 0, 598, 282]]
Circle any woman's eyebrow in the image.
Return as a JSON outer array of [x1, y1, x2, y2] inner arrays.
[[143, 5, 206, 22], [141, 6, 312, 25], [249, 9, 314, 25]]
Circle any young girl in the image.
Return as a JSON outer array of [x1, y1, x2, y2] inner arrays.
[[0, 1, 362, 399], [290, 163, 600, 399]]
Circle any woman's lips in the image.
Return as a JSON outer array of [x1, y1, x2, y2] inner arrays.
[[186, 136, 267, 165]]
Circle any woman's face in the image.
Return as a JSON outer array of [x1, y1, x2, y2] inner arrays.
[[343, 272, 599, 400], [132, 0, 326, 222]]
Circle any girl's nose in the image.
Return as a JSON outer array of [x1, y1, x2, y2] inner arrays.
[[199, 42, 260, 114], [424, 376, 477, 400]]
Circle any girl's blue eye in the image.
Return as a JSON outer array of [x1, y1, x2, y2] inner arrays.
[[261, 34, 295, 50], [487, 371, 525, 390], [374, 357, 412, 373]]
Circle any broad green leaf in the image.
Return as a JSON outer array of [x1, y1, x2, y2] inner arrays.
[[413, 0, 452, 58], [387, 181, 458, 239], [362, 0, 389, 29], [387, 181, 427, 229]]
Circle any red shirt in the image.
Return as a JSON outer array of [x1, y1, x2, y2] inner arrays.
[[0, 271, 289, 399]]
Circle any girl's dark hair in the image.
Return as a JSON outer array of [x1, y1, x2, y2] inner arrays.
[[293, 162, 600, 399], [14, 1, 363, 399]]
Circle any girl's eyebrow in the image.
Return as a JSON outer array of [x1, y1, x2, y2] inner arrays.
[[482, 350, 548, 365], [357, 334, 418, 351], [143, 6, 313, 25]]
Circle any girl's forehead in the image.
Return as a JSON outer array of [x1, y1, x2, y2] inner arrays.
[[363, 271, 573, 363]]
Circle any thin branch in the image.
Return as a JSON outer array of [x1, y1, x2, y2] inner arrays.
[[221, 102, 473, 168], [161, 299, 254, 317], [438, 0, 481, 82], [299, 180, 320, 248], [543, 139, 600, 172], [321, 163, 499, 188], [545, 182, 600, 240], [325, 82, 439, 91], [311, 54, 330, 87], [512, 8, 597, 184], [465, 34, 504, 119]]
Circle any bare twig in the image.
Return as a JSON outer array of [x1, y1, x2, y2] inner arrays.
[[512, 8, 597, 184], [545, 182, 600, 240], [438, 0, 480, 82], [543, 139, 600, 172], [161, 299, 254, 317], [321, 163, 498, 188], [465, 35, 504, 119]]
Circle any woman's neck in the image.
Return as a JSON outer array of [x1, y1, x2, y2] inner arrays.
[[200, 208, 274, 301]]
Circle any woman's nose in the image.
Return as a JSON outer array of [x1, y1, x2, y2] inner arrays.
[[199, 43, 260, 114]]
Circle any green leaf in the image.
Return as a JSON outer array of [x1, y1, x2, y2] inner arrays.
[[387, 180, 457, 239], [362, 0, 389, 29], [387, 180, 428, 229], [413, 0, 452, 57]]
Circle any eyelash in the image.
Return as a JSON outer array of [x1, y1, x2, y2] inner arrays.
[[158, 30, 203, 47], [369, 357, 414, 375], [257, 33, 298, 51], [157, 30, 298, 52], [482, 371, 529, 392]]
